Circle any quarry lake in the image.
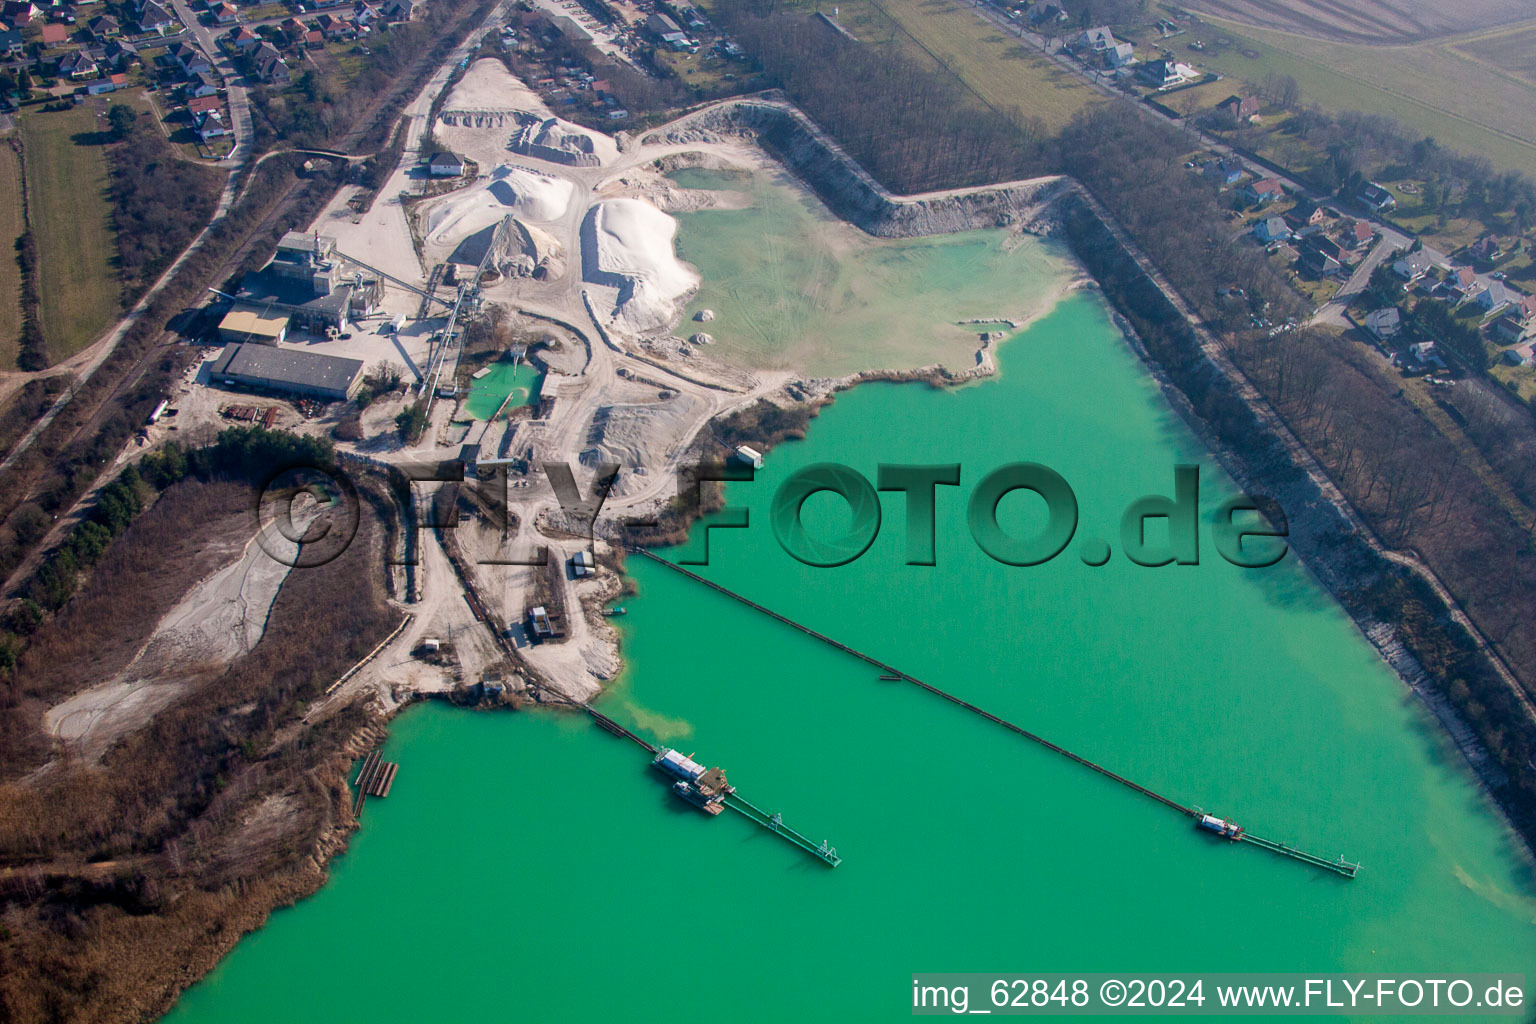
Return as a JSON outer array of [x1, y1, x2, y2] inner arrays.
[[163, 291, 1536, 1022]]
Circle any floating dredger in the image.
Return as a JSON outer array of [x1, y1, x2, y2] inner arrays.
[[652, 748, 734, 815]]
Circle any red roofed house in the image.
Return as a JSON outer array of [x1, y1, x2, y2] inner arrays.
[[1345, 220, 1375, 250], [38, 20, 68, 44], [1241, 178, 1284, 205], [187, 93, 221, 115]]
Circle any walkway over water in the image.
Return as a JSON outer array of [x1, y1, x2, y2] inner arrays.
[[633, 549, 1358, 879]]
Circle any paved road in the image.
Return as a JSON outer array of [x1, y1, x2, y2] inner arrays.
[[171, 0, 253, 173]]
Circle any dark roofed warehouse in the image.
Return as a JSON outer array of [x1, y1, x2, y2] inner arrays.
[[209, 344, 365, 401]]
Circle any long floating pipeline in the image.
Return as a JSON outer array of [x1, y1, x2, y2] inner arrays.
[[632, 548, 1359, 878]]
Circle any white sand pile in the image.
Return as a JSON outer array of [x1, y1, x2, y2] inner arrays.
[[579, 394, 701, 497], [421, 165, 574, 246], [510, 116, 618, 167], [583, 198, 698, 332], [443, 58, 552, 118]]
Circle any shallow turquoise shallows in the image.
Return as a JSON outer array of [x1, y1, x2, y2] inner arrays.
[[163, 294, 1536, 1024], [462, 360, 542, 420]]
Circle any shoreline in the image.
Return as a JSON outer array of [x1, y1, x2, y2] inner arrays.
[[153, 86, 1536, 1022]]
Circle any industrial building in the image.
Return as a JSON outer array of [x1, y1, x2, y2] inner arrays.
[[217, 303, 290, 345], [208, 343, 366, 401], [217, 231, 383, 342]]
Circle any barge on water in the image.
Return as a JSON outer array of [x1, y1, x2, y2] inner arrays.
[[652, 748, 734, 815]]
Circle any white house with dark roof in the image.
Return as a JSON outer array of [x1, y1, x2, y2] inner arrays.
[[1253, 217, 1290, 243], [1358, 182, 1396, 212], [137, 1, 175, 33], [1104, 41, 1134, 68], [1478, 281, 1521, 316], [1364, 307, 1401, 341], [1074, 25, 1116, 51], [427, 151, 467, 177]]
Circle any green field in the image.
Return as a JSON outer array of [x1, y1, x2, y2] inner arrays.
[[1174, 14, 1536, 178], [821, 0, 1103, 129], [18, 104, 121, 362], [0, 142, 23, 367]]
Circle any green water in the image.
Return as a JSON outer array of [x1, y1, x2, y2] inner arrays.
[[667, 166, 1071, 376], [166, 293, 1536, 1023], [462, 360, 542, 420]]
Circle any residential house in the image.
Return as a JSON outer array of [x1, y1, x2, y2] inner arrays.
[[1357, 181, 1396, 213], [0, 26, 22, 54], [1137, 58, 1194, 88], [172, 41, 210, 75], [1203, 158, 1244, 186], [1478, 281, 1517, 316], [1363, 307, 1401, 341], [1500, 341, 1533, 366], [1392, 249, 1433, 282], [1023, 2, 1068, 25], [1344, 220, 1374, 250], [315, 12, 354, 38], [1469, 234, 1502, 262], [1492, 297, 1535, 344], [1409, 341, 1444, 368], [196, 108, 228, 140], [227, 24, 258, 49], [1, 1, 39, 24], [1306, 234, 1344, 262], [259, 54, 290, 83], [252, 42, 290, 82], [1074, 25, 1115, 52], [1217, 94, 1259, 122], [184, 70, 217, 97], [1444, 265, 1478, 299], [279, 15, 303, 37], [86, 12, 117, 36], [85, 71, 127, 93], [186, 92, 220, 114], [1286, 199, 1327, 231], [352, 1, 379, 26], [56, 49, 96, 77], [427, 150, 466, 177], [211, 1, 237, 23], [102, 37, 138, 65], [302, 28, 322, 47], [379, 0, 411, 20], [1241, 178, 1284, 205], [37, 20, 68, 44], [1253, 217, 1290, 243], [1104, 41, 1134, 69], [137, 1, 174, 33], [1301, 247, 1341, 277]]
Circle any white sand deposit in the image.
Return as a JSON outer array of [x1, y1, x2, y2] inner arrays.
[[442, 58, 553, 120], [583, 198, 699, 332], [421, 165, 574, 247], [42, 514, 303, 763]]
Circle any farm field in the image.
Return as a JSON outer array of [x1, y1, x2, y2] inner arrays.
[[18, 104, 120, 364], [820, 0, 1102, 129], [0, 142, 23, 368], [1167, 16, 1536, 178], [1176, 0, 1535, 44], [1454, 23, 1536, 85]]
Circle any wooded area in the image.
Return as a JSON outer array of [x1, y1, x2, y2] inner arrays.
[[0, 443, 397, 1023]]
